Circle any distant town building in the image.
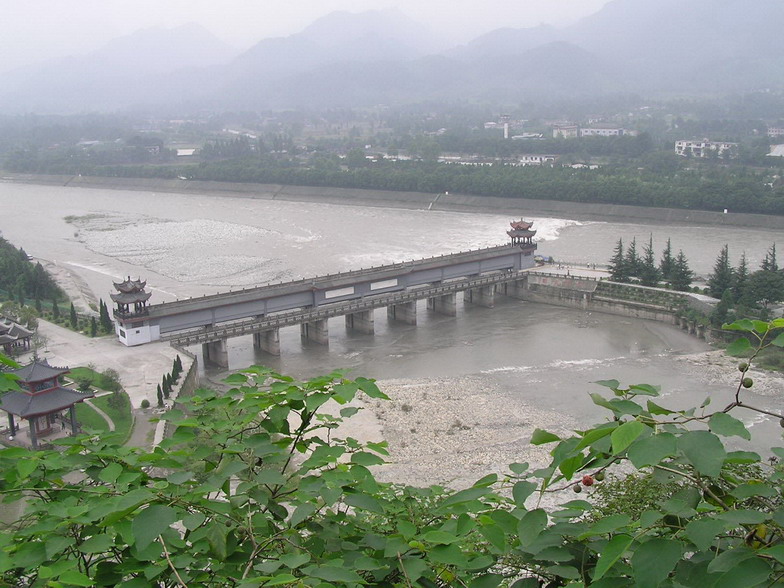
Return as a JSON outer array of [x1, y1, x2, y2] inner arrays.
[[580, 127, 629, 137], [552, 124, 579, 139], [767, 127, 784, 139], [675, 139, 738, 159], [511, 133, 544, 140], [767, 144, 784, 158], [513, 155, 557, 166]]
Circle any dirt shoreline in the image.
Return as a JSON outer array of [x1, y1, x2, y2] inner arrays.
[[5, 173, 784, 230]]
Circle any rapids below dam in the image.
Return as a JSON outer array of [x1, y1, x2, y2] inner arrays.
[[1, 180, 781, 474]]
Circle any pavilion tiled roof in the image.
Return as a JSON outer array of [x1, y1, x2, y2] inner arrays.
[[510, 220, 534, 230], [110, 291, 153, 304], [113, 277, 147, 294], [12, 359, 69, 383], [0, 387, 94, 418]]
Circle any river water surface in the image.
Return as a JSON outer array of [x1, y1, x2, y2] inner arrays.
[[1, 181, 781, 478]]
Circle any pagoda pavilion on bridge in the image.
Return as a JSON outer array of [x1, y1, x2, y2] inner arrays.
[[111, 277, 156, 346], [0, 359, 94, 449], [111, 277, 152, 317], [507, 219, 537, 248]]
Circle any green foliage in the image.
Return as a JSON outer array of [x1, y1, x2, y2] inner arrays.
[[0, 237, 63, 304], [708, 244, 734, 299], [68, 367, 121, 393], [1, 321, 784, 586]]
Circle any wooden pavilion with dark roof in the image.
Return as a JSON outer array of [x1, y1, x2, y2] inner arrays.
[[0, 359, 94, 449], [507, 219, 537, 247], [0, 317, 34, 354]]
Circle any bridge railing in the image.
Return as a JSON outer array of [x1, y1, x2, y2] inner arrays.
[[162, 270, 527, 346], [148, 242, 520, 314]]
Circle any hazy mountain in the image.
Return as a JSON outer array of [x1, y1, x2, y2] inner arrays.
[[1, 1, 782, 114], [448, 25, 560, 61], [228, 9, 445, 82], [0, 24, 236, 113]]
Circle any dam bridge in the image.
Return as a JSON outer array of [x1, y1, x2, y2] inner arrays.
[[112, 223, 538, 368]]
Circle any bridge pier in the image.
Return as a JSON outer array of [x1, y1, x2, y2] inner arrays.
[[465, 285, 496, 308], [202, 339, 229, 368], [253, 329, 280, 356], [345, 310, 374, 334], [387, 301, 417, 325], [428, 293, 457, 316], [301, 319, 329, 345], [500, 278, 528, 300]]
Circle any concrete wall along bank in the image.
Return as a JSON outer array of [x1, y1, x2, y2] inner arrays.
[[9, 174, 784, 230]]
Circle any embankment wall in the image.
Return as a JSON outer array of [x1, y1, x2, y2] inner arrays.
[[6, 173, 784, 230]]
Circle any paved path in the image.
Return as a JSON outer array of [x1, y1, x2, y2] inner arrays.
[[83, 398, 115, 431], [30, 319, 182, 409]]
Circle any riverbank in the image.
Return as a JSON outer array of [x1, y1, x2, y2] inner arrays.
[[5, 173, 784, 230], [354, 347, 784, 491]]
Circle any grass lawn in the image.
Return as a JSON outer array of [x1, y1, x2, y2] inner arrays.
[[74, 391, 133, 443], [68, 366, 121, 392]]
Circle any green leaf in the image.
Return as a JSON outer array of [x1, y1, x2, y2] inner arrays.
[[611, 420, 645, 455], [422, 530, 459, 545], [685, 518, 727, 551], [631, 538, 682, 588], [279, 552, 310, 569], [627, 433, 677, 468], [437, 486, 490, 510], [726, 337, 751, 356], [428, 544, 466, 566], [574, 424, 616, 451], [344, 492, 384, 514], [16, 458, 37, 479], [79, 534, 114, 554], [661, 487, 701, 517], [512, 481, 537, 507], [716, 509, 767, 525], [723, 319, 755, 332], [57, 570, 94, 586], [530, 429, 560, 445], [206, 523, 228, 561], [707, 546, 756, 573], [594, 379, 621, 390], [579, 514, 632, 539], [772, 332, 784, 347], [677, 430, 726, 478], [593, 534, 634, 581], [628, 383, 661, 397], [709, 412, 750, 440], [97, 462, 124, 484], [710, 557, 772, 587], [731, 483, 777, 499], [646, 400, 674, 415], [350, 451, 384, 466], [289, 503, 315, 527], [305, 565, 366, 584], [469, 574, 503, 588], [131, 505, 177, 550], [517, 509, 548, 548]]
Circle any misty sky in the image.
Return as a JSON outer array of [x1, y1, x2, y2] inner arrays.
[[0, 0, 610, 74]]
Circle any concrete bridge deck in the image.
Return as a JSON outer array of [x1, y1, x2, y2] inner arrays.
[[162, 270, 527, 347], [114, 242, 537, 348]]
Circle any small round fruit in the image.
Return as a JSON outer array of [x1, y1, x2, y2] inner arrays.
[[573, 484, 582, 493], [738, 362, 749, 372], [582, 475, 594, 487], [594, 471, 605, 482], [742, 377, 753, 388]]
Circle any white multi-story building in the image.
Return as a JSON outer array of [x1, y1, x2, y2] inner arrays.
[[552, 123, 579, 138], [767, 127, 784, 139], [580, 127, 626, 137], [514, 154, 557, 166], [675, 139, 738, 158]]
